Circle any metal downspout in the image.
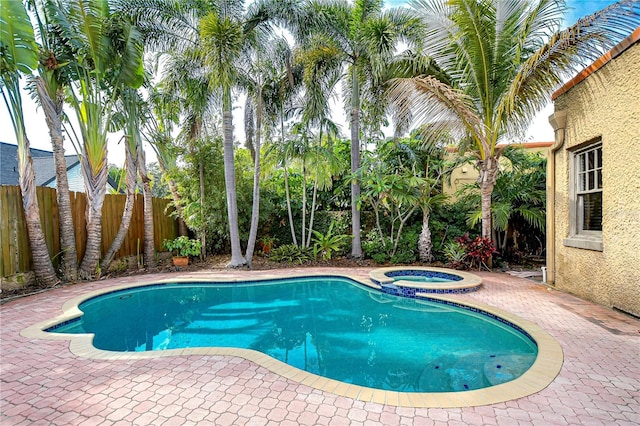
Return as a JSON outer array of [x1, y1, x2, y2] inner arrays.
[[547, 110, 567, 285]]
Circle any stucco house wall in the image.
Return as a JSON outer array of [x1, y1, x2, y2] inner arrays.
[[548, 28, 640, 317]]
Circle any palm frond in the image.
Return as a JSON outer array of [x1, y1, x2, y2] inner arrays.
[[0, 0, 39, 75], [388, 75, 488, 153], [516, 206, 545, 231], [501, 0, 640, 136]]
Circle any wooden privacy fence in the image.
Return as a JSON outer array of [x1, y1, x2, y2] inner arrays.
[[0, 186, 179, 277]]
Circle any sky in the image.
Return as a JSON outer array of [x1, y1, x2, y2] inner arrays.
[[0, 0, 622, 165]]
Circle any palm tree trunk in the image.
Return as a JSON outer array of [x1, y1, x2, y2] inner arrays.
[[100, 141, 137, 271], [245, 89, 263, 265], [305, 125, 322, 248], [306, 177, 319, 248], [222, 92, 246, 267], [199, 156, 206, 259], [301, 160, 307, 248], [418, 208, 433, 263], [478, 155, 499, 267], [34, 77, 78, 281], [478, 156, 499, 240], [18, 136, 59, 287], [79, 153, 108, 279], [281, 110, 297, 247], [350, 65, 362, 258], [138, 147, 156, 268]]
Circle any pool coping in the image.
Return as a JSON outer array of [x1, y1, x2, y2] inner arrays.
[[20, 273, 563, 408], [370, 266, 483, 294]]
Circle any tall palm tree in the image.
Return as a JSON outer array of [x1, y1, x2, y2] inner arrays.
[[261, 37, 303, 247], [137, 132, 156, 268], [144, 87, 189, 236], [199, 0, 299, 266], [100, 89, 141, 271], [392, 0, 640, 248], [1, 0, 58, 286], [199, 4, 251, 267], [294, 0, 424, 258], [295, 36, 344, 247], [29, 0, 79, 282], [113, 0, 212, 232], [121, 0, 297, 267], [48, 0, 144, 279], [239, 35, 298, 264]]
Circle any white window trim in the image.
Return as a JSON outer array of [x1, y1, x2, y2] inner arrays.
[[563, 140, 603, 251]]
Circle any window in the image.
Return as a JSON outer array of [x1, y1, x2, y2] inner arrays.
[[564, 140, 603, 250], [576, 144, 602, 231]]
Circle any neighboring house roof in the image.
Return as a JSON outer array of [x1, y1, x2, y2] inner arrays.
[[444, 141, 554, 153], [552, 26, 640, 100], [0, 142, 121, 192], [32, 154, 80, 187], [1, 141, 53, 186], [497, 141, 553, 150]]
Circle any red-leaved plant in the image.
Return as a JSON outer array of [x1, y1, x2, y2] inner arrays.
[[454, 233, 497, 270]]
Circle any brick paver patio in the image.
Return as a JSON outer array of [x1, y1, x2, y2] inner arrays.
[[1, 267, 639, 425]]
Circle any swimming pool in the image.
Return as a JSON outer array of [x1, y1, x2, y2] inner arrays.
[[47, 276, 536, 393]]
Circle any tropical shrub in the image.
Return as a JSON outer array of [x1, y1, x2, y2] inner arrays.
[[454, 234, 497, 270], [170, 138, 257, 255], [430, 202, 473, 262], [362, 231, 390, 264], [458, 147, 546, 259], [311, 222, 349, 260], [269, 244, 312, 264], [443, 240, 467, 270], [389, 228, 419, 264]]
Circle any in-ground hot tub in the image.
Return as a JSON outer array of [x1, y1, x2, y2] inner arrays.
[[370, 266, 482, 295]]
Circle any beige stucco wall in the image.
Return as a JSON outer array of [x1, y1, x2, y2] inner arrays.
[[552, 42, 640, 317], [444, 161, 477, 200]]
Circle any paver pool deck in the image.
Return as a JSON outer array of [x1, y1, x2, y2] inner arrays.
[[1, 267, 639, 425]]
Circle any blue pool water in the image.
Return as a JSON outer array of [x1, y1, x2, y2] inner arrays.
[[50, 277, 537, 392], [385, 270, 463, 283], [390, 275, 453, 283]]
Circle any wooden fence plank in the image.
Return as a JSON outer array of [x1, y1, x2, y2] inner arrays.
[[1, 186, 179, 277]]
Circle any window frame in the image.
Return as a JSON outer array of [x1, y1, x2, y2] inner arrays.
[[564, 139, 603, 251]]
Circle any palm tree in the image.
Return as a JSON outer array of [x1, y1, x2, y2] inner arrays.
[[392, 0, 640, 251], [143, 87, 189, 237], [462, 147, 546, 255], [100, 89, 141, 271], [29, 0, 79, 282], [296, 39, 344, 248], [199, 5, 251, 267], [114, 0, 213, 252], [240, 35, 302, 264], [293, 0, 424, 258], [121, 0, 297, 267], [1, 0, 58, 286], [199, 0, 299, 266], [137, 133, 156, 268], [162, 50, 217, 257], [47, 0, 144, 279], [411, 134, 457, 263], [261, 37, 304, 247]]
